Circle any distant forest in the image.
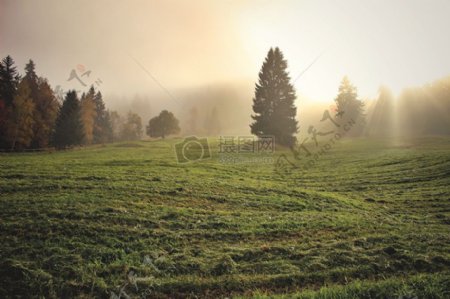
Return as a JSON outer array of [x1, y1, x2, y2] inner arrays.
[[0, 55, 145, 150], [1, 54, 449, 151], [367, 78, 450, 137]]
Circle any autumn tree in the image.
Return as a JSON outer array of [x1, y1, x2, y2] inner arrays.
[[121, 111, 142, 141], [53, 90, 84, 149], [21, 60, 59, 148], [31, 78, 59, 148], [5, 79, 35, 150], [146, 110, 180, 139], [80, 87, 97, 144], [250, 47, 298, 147]]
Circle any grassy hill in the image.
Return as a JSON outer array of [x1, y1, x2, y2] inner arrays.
[[0, 137, 449, 298]]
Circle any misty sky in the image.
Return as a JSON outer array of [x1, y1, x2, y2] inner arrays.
[[1, 0, 450, 104]]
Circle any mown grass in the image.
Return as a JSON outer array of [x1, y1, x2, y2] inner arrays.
[[0, 137, 449, 298]]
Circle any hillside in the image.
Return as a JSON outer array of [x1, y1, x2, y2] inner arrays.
[[0, 138, 449, 298]]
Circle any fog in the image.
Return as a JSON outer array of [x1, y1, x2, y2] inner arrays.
[[0, 0, 253, 95], [1, 0, 450, 136]]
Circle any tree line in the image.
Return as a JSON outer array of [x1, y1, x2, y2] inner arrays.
[[368, 78, 450, 137], [250, 47, 450, 146], [3, 50, 447, 151], [250, 47, 365, 147], [0, 55, 155, 150]]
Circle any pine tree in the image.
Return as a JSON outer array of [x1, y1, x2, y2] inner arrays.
[[146, 110, 180, 139], [80, 87, 97, 144], [53, 90, 84, 149], [32, 78, 59, 148], [334, 76, 365, 136], [6, 79, 35, 150], [250, 47, 298, 147], [0, 98, 6, 146], [0, 55, 21, 106], [0, 55, 21, 148], [93, 90, 112, 143], [24, 60, 39, 93]]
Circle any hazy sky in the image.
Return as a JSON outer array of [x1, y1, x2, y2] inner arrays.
[[1, 0, 450, 104]]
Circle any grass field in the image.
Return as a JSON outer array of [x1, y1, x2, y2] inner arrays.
[[0, 137, 449, 298]]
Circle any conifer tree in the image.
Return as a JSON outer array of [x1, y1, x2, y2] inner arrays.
[[93, 90, 112, 143], [0, 56, 20, 106], [0, 55, 21, 148], [53, 90, 84, 149], [334, 76, 365, 136], [250, 47, 298, 147]]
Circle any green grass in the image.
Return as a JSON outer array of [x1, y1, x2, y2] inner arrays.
[[0, 137, 449, 298]]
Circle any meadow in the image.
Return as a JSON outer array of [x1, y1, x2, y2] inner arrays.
[[0, 137, 449, 298]]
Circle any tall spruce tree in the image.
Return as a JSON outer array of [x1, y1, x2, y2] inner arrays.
[[93, 90, 112, 143], [0, 56, 21, 148], [24, 60, 39, 94], [250, 47, 298, 147], [0, 55, 21, 106], [53, 90, 84, 149], [334, 76, 365, 136]]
